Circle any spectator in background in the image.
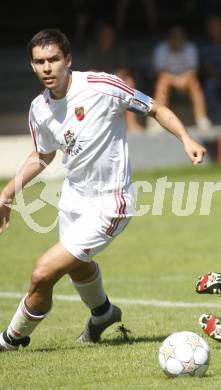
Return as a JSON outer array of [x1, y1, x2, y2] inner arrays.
[[149, 27, 211, 133], [86, 24, 144, 134], [202, 16, 221, 124]]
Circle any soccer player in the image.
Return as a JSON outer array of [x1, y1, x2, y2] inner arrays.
[[196, 272, 221, 341], [0, 29, 206, 351]]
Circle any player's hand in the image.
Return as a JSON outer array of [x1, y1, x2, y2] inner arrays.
[[183, 137, 207, 165], [0, 197, 12, 234]]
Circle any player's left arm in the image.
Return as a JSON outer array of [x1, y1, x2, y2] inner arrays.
[[149, 100, 206, 165], [89, 73, 206, 164]]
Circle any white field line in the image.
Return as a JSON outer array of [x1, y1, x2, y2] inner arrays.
[[0, 291, 220, 308]]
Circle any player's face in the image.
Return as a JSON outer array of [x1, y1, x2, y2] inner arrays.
[[31, 44, 72, 98]]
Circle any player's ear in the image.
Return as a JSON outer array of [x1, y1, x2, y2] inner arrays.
[[30, 61, 37, 73], [65, 54, 72, 68]]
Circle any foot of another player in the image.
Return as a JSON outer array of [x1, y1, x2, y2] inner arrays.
[[199, 314, 221, 341], [196, 272, 221, 341], [195, 272, 221, 294]]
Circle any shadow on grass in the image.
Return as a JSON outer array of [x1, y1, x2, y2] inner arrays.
[[24, 325, 169, 352], [99, 324, 169, 345], [26, 334, 168, 353], [28, 347, 59, 352], [100, 334, 169, 346]]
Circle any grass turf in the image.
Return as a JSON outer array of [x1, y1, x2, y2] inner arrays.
[[0, 165, 221, 389]]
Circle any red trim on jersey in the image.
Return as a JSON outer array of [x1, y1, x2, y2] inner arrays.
[[88, 75, 134, 96], [88, 74, 134, 94], [88, 79, 134, 95], [106, 192, 126, 236], [29, 121, 38, 152]]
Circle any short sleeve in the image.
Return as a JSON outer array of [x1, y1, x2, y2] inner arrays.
[[87, 72, 153, 115], [29, 104, 60, 154]]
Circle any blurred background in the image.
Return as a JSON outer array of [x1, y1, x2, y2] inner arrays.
[[1, 0, 221, 173]]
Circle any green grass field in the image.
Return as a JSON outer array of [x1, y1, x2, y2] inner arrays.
[[1, 165, 221, 389]]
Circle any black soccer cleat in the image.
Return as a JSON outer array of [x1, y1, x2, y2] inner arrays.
[[77, 305, 122, 343], [0, 330, 30, 351]]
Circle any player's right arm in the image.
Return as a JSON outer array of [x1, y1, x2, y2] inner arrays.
[[0, 150, 56, 234]]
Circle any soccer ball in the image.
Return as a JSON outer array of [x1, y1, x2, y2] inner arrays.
[[158, 331, 210, 377]]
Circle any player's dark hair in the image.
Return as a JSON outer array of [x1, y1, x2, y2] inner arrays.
[[27, 29, 71, 60]]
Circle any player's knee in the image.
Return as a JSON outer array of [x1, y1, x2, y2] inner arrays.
[[31, 265, 54, 287]]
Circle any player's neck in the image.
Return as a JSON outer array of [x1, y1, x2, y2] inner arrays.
[[50, 71, 72, 100]]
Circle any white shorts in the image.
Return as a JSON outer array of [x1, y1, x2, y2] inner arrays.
[[59, 180, 135, 262]]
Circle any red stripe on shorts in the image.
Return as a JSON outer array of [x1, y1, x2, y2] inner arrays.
[[106, 192, 126, 236]]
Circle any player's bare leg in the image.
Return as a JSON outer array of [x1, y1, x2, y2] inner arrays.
[[0, 243, 120, 350], [0, 243, 94, 351], [26, 243, 95, 313]]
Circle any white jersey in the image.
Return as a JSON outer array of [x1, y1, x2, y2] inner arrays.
[[29, 71, 153, 195]]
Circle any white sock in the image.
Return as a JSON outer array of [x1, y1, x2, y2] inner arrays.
[[7, 295, 49, 340], [72, 263, 113, 324]]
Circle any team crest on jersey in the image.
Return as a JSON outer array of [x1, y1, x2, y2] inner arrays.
[[64, 130, 76, 154], [75, 106, 85, 121]]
